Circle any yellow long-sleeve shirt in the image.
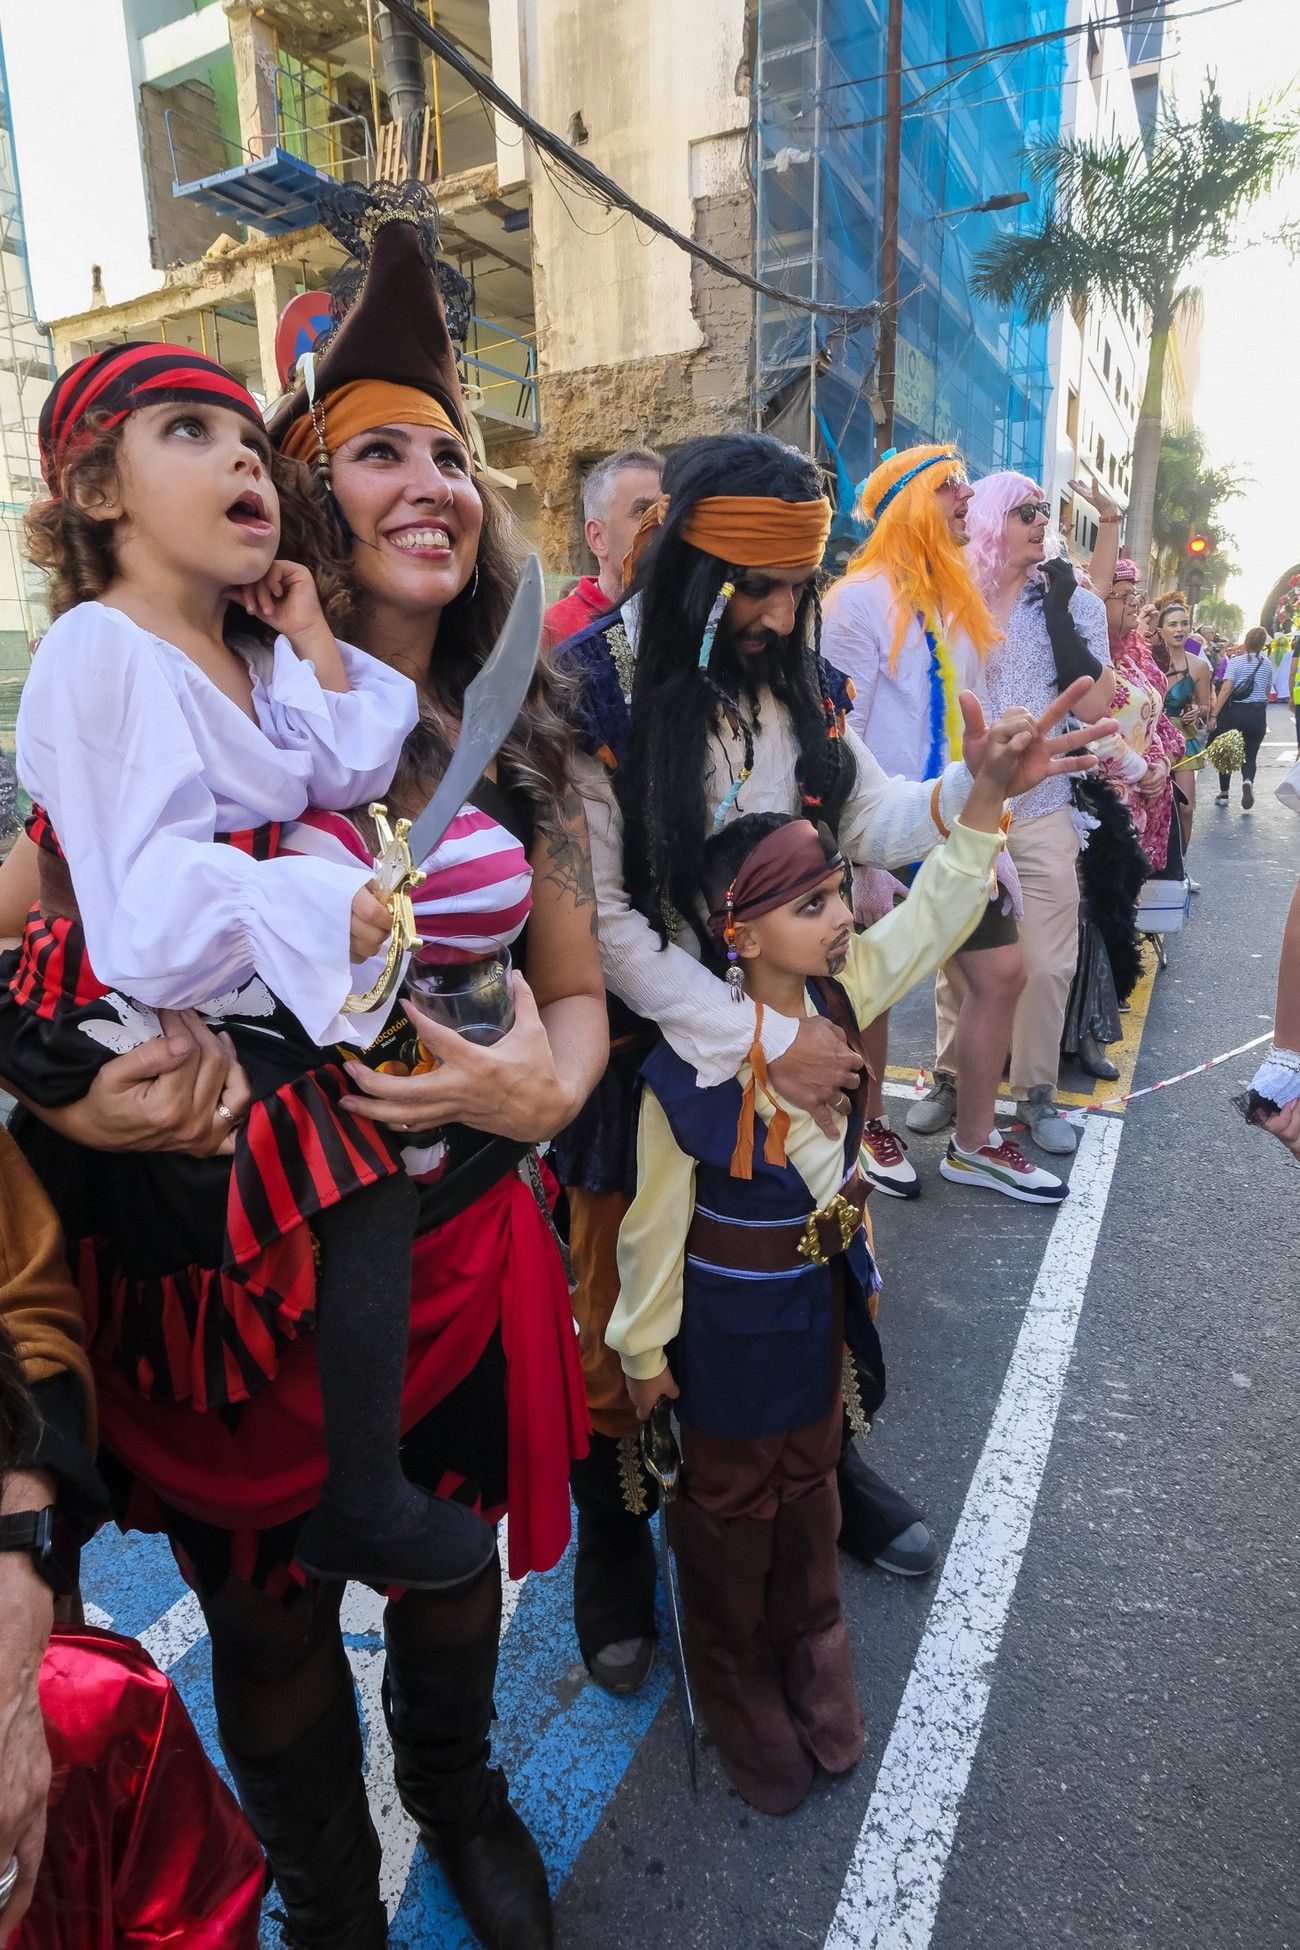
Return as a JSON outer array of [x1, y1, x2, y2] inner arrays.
[[608, 817, 1004, 1382]]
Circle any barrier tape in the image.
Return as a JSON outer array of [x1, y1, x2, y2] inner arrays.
[[1086, 1031, 1272, 1111], [907, 1029, 1273, 1127]]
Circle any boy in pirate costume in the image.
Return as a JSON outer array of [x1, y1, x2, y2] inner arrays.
[[552, 432, 1110, 1694], [607, 717, 1019, 1811]]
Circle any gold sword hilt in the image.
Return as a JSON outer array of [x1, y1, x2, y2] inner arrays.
[[342, 803, 427, 1015]]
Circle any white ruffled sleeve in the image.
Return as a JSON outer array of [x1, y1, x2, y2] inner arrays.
[[252, 635, 419, 811], [16, 610, 374, 1045]]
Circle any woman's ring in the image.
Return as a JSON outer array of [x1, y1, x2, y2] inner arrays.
[[0, 1853, 20, 1906], [214, 1103, 235, 1124]]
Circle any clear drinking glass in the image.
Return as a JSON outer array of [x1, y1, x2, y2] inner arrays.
[[404, 949, 516, 1047]]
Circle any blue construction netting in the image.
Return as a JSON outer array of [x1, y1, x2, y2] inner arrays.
[[755, 0, 1067, 544]]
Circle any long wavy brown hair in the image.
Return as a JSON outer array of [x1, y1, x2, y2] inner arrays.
[[302, 464, 575, 836]]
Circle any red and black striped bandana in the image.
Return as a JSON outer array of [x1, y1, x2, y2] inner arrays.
[[38, 342, 264, 493]]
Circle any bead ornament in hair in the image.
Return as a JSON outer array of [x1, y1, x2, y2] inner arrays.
[[698, 576, 736, 671]]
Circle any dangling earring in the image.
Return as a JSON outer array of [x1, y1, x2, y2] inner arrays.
[[723, 890, 745, 1002], [302, 351, 331, 486], [456, 561, 480, 605], [697, 578, 736, 671]]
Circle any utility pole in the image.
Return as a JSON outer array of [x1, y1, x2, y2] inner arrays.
[[875, 0, 903, 454]]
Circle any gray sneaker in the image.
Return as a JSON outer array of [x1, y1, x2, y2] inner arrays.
[[1015, 1084, 1079, 1156], [905, 1072, 957, 1134]]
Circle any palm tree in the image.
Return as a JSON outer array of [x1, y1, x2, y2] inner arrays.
[[971, 82, 1298, 572]]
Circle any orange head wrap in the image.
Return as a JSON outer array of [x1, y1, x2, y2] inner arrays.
[[278, 379, 465, 471], [841, 443, 999, 667], [625, 491, 831, 583]]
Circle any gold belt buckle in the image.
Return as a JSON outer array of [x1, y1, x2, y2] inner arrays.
[[796, 1189, 860, 1267]]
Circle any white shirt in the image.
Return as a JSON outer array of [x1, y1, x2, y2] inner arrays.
[[578, 686, 973, 1088], [822, 570, 987, 780], [984, 580, 1112, 822], [17, 602, 420, 1046]]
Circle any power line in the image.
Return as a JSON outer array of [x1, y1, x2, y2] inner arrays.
[[824, 0, 1244, 136], [821, 0, 1234, 96], [376, 0, 878, 326]]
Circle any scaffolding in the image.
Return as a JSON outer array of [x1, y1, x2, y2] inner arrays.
[[754, 0, 1067, 545], [0, 26, 54, 757]]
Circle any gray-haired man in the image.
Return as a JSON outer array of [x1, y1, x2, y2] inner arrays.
[[543, 447, 662, 649]]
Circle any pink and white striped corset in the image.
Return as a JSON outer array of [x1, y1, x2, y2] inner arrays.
[[284, 802, 533, 966]]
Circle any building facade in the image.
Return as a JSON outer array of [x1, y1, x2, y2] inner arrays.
[[5, 0, 1087, 585]]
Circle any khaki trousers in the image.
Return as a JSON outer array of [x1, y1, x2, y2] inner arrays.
[[936, 802, 1081, 1098]]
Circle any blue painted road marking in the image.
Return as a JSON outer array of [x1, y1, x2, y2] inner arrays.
[[80, 1519, 671, 1945]]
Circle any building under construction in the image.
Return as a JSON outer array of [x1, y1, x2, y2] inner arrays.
[[3, 0, 1083, 579]]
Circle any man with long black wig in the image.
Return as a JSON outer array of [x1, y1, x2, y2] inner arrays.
[[551, 432, 1107, 1695]]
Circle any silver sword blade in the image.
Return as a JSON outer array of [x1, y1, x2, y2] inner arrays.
[[657, 1511, 700, 1798], [375, 552, 545, 891]]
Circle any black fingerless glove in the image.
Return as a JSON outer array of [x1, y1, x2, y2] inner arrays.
[[1032, 557, 1103, 689]]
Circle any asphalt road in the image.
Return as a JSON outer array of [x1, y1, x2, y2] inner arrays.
[[79, 713, 1300, 1950]]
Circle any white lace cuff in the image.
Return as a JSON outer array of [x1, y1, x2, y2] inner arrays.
[[1249, 1047, 1300, 1107]]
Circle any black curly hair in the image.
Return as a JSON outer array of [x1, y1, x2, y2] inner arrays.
[[617, 433, 854, 942]]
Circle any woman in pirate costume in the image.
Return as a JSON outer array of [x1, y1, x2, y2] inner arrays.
[[0, 191, 606, 1950], [607, 728, 1016, 1810]]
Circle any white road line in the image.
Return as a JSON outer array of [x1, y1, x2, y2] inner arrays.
[[137, 1588, 208, 1673], [825, 1111, 1125, 1950]]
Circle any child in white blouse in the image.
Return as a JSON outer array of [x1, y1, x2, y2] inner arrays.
[[7, 344, 496, 1592]]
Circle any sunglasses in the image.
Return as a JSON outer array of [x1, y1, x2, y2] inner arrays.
[[935, 472, 969, 494], [1011, 500, 1052, 524]]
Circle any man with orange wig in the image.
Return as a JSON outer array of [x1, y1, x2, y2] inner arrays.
[[823, 446, 1068, 1204]]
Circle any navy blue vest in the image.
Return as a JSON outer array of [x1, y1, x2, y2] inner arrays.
[[642, 985, 884, 1441]]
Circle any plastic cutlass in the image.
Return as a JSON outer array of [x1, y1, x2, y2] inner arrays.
[[641, 1397, 700, 1798], [343, 552, 545, 1014]]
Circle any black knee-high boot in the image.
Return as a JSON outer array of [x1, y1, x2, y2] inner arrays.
[[219, 1689, 387, 1950], [382, 1568, 553, 1950], [569, 1429, 659, 1668]]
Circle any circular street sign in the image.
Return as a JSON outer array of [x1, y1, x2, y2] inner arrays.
[[275, 290, 333, 390]]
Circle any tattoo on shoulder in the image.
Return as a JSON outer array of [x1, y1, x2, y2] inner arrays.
[[539, 786, 600, 938]]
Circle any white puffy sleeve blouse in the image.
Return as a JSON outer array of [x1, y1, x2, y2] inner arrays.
[[15, 603, 420, 1045]]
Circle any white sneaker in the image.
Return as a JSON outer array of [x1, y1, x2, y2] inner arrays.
[[939, 1131, 1068, 1204], [859, 1117, 920, 1199]]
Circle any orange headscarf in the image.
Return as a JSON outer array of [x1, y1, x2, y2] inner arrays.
[[279, 379, 465, 469], [625, 491, 831, 582], [842, 444, 999, 667]]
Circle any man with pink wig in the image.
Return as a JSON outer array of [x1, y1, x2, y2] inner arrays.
[[940, 473, 1115, 1166]]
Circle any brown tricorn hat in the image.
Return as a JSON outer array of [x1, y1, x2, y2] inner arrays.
[[265, 185, 470, 451]]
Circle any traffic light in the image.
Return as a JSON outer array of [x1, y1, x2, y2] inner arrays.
[[1186, 534, 1211, 558], [1186, 563, 1206, 602]]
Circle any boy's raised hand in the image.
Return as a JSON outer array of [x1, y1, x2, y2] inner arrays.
[[959, 678, 1117, 798]]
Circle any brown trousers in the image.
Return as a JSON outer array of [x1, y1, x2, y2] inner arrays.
[[671, 1345, 863, 1816], [568, 1185, 640, 1441]]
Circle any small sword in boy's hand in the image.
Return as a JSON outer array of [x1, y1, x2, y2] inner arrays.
[[641, 1397, 699, 1798]]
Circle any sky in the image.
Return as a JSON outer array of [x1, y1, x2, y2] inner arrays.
[[1167, 0, 1300, 619]]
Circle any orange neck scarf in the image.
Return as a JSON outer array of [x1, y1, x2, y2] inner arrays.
[[626, 491, 831, 581], [278, 379, 464, 467]]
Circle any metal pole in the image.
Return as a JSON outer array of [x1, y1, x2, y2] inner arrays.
[[876, 0, 903, 453]]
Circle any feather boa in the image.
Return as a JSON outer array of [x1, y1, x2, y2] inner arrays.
[[921, 614, 964, 778]]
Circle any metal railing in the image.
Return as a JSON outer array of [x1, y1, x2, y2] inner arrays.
[[164, 68, 373, 195], [458, 315, 538, 431]]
